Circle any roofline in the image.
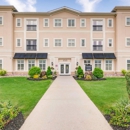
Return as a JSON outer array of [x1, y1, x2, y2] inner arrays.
[[112, 6, 130, 12], [0, 5, 18, 12]]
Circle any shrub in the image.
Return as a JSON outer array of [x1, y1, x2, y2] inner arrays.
[[122, 69, 127, 76], [28, 66, 41, 78], [93, 68, 103, 78], [54, 71, 57, 76], [0, 69, 6, 76], [42, 75, 47, 79], [47, 75, 53, 79], [108, 99, 130, 128], [85, 75, 92, 80], [125, 71, 130, 99], [77, 66, 84, 77], [46, 66, 52, 76], [40, 71, 46, 77], [92, 74, 97, 80], [33, 74, 39, 79]]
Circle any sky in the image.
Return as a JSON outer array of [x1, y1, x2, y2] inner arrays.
[[0, 0, 130, 12]]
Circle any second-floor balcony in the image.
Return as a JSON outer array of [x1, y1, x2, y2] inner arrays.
[[26, 45, 37, 51], [27, 25, 37, 31], [93, 45, 103, 51], [93, 25, 103, 31]]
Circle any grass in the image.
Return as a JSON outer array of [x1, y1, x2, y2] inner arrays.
[[0, 77, 52, 118], [77, 77, 128, 114]]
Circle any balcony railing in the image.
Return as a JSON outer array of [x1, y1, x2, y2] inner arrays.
[[26, 45, 37, 51], [27, 25, 37, 31], [93, 25, 103, 31], [93, 45, 103, 51]]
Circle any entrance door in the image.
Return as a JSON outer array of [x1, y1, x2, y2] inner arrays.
[[60, 63, 70, 75]]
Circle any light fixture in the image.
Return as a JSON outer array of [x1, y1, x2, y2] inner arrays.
[[51, 62, 53, 66], [76, 62, 78, 66]]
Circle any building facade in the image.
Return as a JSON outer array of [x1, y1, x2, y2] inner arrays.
[[0, 6, 130, 75]]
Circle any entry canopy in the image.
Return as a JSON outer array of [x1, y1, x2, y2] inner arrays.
[[82, 53, 116, 59], [13, 53, 48, 59]]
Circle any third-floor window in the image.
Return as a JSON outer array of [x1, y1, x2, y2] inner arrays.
[[93, 39, 103, 51], [93, 20, 103, 31], [54, 19, 62, 27], [26, 39, 37, 51], [26, 19, 37, 31], [68, 19, 75, 27]]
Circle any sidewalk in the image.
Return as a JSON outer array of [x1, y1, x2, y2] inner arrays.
[[20, 76, 113, 130]]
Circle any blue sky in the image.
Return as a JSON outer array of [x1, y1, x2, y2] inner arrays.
[[0, 0, 130, 12]]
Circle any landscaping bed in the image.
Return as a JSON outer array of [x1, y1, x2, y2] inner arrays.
[[27, 76, 57, 81]]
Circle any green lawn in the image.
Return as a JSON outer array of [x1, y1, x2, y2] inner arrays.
[[0, 77, 52, 118], [77, 78, 128, 114]]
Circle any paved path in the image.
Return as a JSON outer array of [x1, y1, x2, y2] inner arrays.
[[20, 76, 113, 130]]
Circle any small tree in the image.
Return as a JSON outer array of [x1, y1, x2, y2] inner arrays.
[[93, 68, 103, 79], [46, 66, 52, 76], [77, 66, 84, 77], [125, 71, 130, 99]]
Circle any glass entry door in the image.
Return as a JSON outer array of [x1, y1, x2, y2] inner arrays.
[[60, 64, 70, 75]]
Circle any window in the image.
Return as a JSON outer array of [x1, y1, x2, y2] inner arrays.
[[39, 60, 46, 70], [95, 60, 101, 69], [54, 19, 62, 27], [0, 38, 3, 46], [0, 17, 3, 25], [68, 19, 75, 27], [81, 39, 86, 47], [68, 39, 76, 47], [16, 18, 21, 27], [127, 60, 130, 70], [55, 39, 62, 47], [44, 19, 49, 27], [17, 60, 24, 70], [106, 60, 112, 70], [44, 39, 49, 47], [0, 59, 2, 69], [80, 19, 86, 27], [28, 60, 35, 70], [126, 38, 130, 46], [108, 19, 113, 27], [26, 39, 37, 51], [26, 19, 37, 31], [84, 60, 91, 71], [93, 20, 103, 31], [108, 39, 113, 47], [16, 39, 21, 47], [93, 39, 103, 51], [126, 17, 130, 26]]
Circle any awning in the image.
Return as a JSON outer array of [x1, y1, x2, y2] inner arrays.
[[82, 53, 93, 59], [104, 53, 116, 59], [36, 53, 48, 59], [93, 53, 104, 59], [13, 53, 25, 59], [24, 53, 36, 59]]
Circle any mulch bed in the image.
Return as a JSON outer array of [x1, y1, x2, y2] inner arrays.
[[104, 115, 130, 130], [3, 112, 24, 130], [27, 76, 57, 81]]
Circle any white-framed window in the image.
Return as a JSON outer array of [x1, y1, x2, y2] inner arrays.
[[26, 19, 37, 31], [44, 18, 49, 27], [54, 39, 62, 47], [17, 60, 24, 70], [0, 16, 3, 25], [80, 39, 86, 47], [105, 60, 112, 70], [80, 19, 86, 27], [54, 19, 62, 27], [68, 39, 76, 47], [107, 19, 113, 27], [28, 60, 35, 70], [93, 39, 103, 51], [39, 60, 46, 70], [93, 20, 103, 31], [127, 60, 130, 70], [95, 60, 101, 69], [108, 38, 113, 47], [68, 19, 76, 27], [84, 60, 91, 71], [126, 38, 130, 46], [16, 38, 22, 47], [43, 39, 49, 47], [16, 18, 22, 27], [0, 59, 2, 69], [26, 39, 37, 51], [126, 17, 130, 26], [0, 38, 3, 46]]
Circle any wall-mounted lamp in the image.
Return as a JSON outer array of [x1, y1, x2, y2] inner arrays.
[[76, 62, 78, 66], [51, 62, 53, 66]]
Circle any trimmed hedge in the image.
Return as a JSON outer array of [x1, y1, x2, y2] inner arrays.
[[93, 68, 103, 78]]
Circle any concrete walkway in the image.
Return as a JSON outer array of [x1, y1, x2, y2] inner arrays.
[[20, 76, 113, 130]]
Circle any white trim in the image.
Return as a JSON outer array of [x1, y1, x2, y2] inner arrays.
[[0, 37, 3, 46], [125, 16, 130, 26], [126, 59, 130, 70], [80, 38, 86, 47], [16, 59, 25, 71], [94, 59, 103, 70], [0, 58, 3, 69], [80, 18, 86, 27], [107, 38, 113, 47], [83, 59, 92, 72], [43, 38, 49, 47], [53, 38, 63, 47], [0, 16, 3, 25], [38, 59, 47, 71], [27, 59, 36, 71], [104, 59, 113, 71], [67, 38, 76, 47], [43, 18, 49, 27], [53, 18, 63, 27], [67, 18, 76, 27], [16, 18, 22, 27], [125, 37, 130, 47], [26, 38, 37, 51], [16, 38, 22, 47], [107, 18, 113, 27]]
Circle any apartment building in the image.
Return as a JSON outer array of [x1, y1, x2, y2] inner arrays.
[[0, 6, 130, 75]]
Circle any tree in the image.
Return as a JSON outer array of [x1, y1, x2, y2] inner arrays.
[[125, 71, 130, 99], [46, 66, 52, 76], [93, 68, 103, 78]]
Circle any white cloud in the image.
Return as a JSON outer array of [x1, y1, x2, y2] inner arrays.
[[120, 0, 130, 5], [4, 0, 37, 12], [76, 0, 102, 12]]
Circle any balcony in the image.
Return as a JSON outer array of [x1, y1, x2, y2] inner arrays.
[[26, 45, 37, 51], [93, 25, 103, 31], [93, 45, 103, 51], [27, 25, 37, 31]]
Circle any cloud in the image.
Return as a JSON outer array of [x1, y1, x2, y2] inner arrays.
[[4, 0, 37, 12], [76, 0, 102, 12], [120, 0, 130, 5]]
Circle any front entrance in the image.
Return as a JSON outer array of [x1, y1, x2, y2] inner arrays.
[[60, 63, 70, 75]]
